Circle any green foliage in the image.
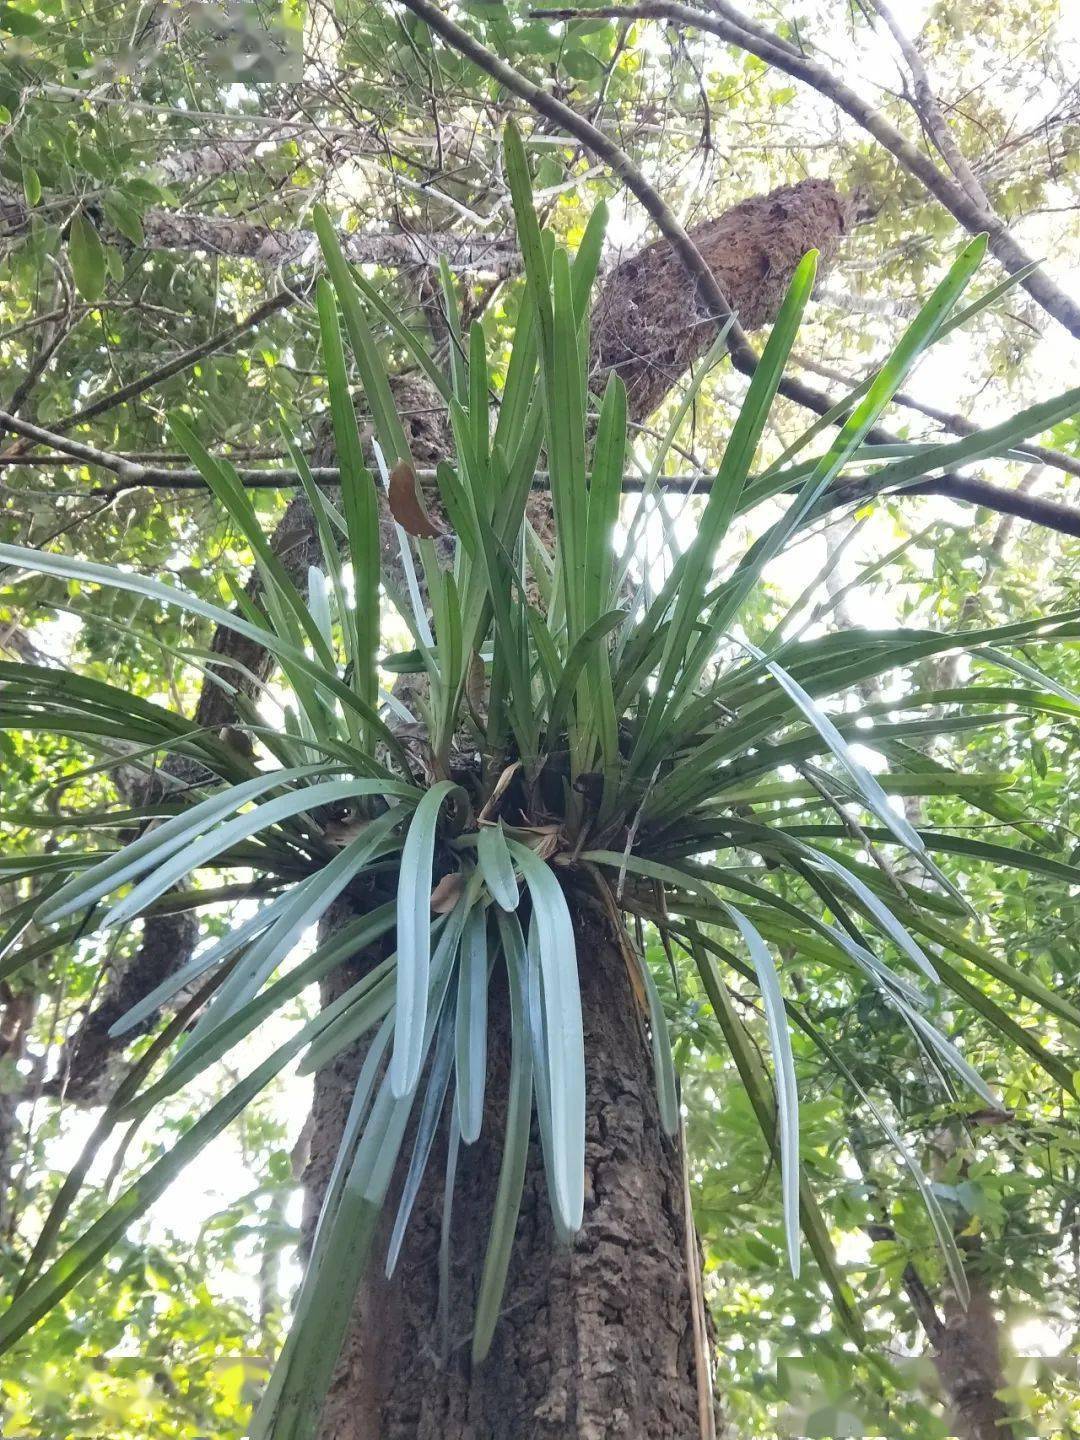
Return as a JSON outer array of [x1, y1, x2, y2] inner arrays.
[[1, 129, 1079, 1437]]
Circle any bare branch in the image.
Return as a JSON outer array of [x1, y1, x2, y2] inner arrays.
[[866, 0, 991, 211], [0, 187, 518, 277], [5, 417, 1077, 536], [532, 0, 1080, 342], [791, 354, 1080, 481]]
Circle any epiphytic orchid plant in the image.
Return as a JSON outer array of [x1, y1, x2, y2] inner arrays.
[[1, 123, 1078, 1439]]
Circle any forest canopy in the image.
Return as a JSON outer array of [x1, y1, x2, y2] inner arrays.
[[0, 1, 1078, 1437]]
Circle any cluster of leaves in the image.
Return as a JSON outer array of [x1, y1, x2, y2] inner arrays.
[[1, 122, 1080, 1437], [0, 1189, 287, 1439]]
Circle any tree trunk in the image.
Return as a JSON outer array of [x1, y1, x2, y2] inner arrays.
[[857, 1115, 1018, 1440], [935, 1245, 1014, 1440], [303, 901, 714, 1439]]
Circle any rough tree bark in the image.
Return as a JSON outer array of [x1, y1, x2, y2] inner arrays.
[[305, 901, 714, 1440], [0, 188, 519, 277], [935, 1242, 1014, 1440], [590, 178, 850, 422], [0, 981, 37, 1226]]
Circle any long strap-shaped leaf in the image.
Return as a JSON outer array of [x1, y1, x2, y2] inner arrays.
[[522, 910, 576, 1246], [315, 277, 381, 719], [386, 1001, 457, 1276], [473, 912, 535, 1363], [723, 902, 801, 1279], [505, 839, 585, 1233], [169, 413, 335, 668], [477, 820, 519, 911], [392, 780, 466, 1097], [455, 904, 490, 1143], [0, 544, 404, 764], [701, 236, 988, 649], [684, 926, 865, 1342], [41, 764, 331, 925], [632, 249, 818, 773], [103, 778, 413, 928], [259, 895, 467, 1440], [0, 1012, 330, 1354], [108, 886, 300, 1037], [185, 809, 404, 1054], [730, 635, 966, 907], [124, 905, 399, 1117], [808, 850, 937, 982], [634, 943, 679, 1137]]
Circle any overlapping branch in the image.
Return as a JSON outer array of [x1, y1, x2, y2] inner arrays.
[[530, 0, 1080, 341]]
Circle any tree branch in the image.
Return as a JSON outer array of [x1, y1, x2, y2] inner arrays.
[[865, 0, 990, 211], [532, 0, 1080, 342], [790, 354, 1080, 482], [6, 414, 1078, 536], [382, 0, 1080, 538], [0, 188, 519, 278]]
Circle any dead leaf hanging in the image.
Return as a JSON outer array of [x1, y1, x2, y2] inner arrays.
[[388, 459, 446, 539]]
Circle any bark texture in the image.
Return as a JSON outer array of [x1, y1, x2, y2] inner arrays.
[[935, 1247, 1014, 1440], [0, 982, 37, 1225], [50, 907, 199, 1105], [591, 178, 851, 424], [303, 903, 711, 1439]]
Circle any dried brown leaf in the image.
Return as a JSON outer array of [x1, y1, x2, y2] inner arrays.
[[388, 460, 446, 539]]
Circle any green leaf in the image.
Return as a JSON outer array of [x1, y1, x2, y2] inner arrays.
[[21, 163, 40, 207], [687, 928, 864, 1342], [473, 913, 533, 1363], [40, 764, 329, 924], [129, 906, 398, 1116], [633, 250, 817, 765], [477, 819, 519, 911], [188, 809, 403, 1054], [724, 903, 801, 1278], [0, 1023, 313, 1355], [392, 781, 465, 1097], [545, 608, 626, 744], [0, 544, 402, 761], [808, 850, 937, 982], [169, 413, 333, 669], [386, 1005, 456, 1275], [636, 947, 678, 1136], [314, 278, 380, 716], [102, 190, 145, 245], [102, 777, 408, 929], [733, 636, 962, 904], [68, 212, 106, 301], [455, 905, 489, 1143], [0, 5, 46, 36], [505, 839, 585, 1233]]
